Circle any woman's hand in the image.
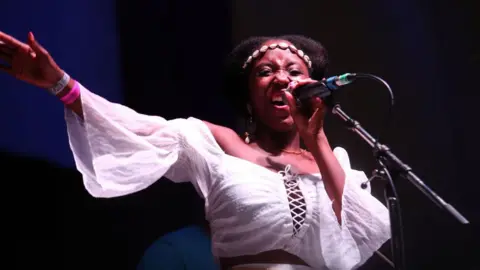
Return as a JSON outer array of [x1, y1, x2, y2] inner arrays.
[[282, 78, 328, 145], [0, 31, 64, 89]]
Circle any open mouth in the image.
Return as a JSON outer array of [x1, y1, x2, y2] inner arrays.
[[271, 95, 288, 108]]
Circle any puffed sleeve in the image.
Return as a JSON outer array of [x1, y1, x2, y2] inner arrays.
[[317, 147, 391, 269], [64, 82, 223, 199]]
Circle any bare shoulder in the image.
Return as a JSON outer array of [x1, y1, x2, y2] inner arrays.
[[202, 120, 236, 138], [202, 120, 247, 156]]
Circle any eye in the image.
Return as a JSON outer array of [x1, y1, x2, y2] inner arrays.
[[257, 68, 272, 77], [289, 69, 303, 76]]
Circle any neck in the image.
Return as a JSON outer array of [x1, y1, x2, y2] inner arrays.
[[254, 122, 302, 155]]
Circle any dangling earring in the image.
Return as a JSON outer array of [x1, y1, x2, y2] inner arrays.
[[244, 115, 254, 144], [244, 133, 250, 144], [244, 104, 256, 144]]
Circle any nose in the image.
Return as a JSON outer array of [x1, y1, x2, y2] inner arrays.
[[273, 70, 291, 87]]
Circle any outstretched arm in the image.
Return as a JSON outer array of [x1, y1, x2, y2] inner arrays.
[[0, 31, 221, 199], [0, 31, 83, 116]]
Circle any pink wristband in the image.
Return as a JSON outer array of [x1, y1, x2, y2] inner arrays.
[[60, 81, 80, 105]]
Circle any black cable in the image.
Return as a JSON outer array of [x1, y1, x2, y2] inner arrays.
[[353, 73, 395, 144]]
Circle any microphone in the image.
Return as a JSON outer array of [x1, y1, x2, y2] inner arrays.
[[324, 73, 357, 90], [292, 73, 357, 108]]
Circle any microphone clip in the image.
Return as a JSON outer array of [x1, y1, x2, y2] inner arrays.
[[361, 168, 387, 189]]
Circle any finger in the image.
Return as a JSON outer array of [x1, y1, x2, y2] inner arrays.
[[287, 78, 320, 97], [0, 31, 28, 50], [312, 97, 327, 116], [286, 80, 299, 91], [293, 77, 318, 87], [309, 106, 326, 131], [310, 96, 324, 110], [27, 32, 46, 55], [282, 89, 294, 108], [282, 90, 300, 117], [283, 89, 310, 130], [310, 100, 328, 126]]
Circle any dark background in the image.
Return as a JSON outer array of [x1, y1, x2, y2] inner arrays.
[[3, 0, 478, 269]]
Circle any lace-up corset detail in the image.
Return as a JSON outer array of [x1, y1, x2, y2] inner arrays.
[[279, 165, 307, 235]]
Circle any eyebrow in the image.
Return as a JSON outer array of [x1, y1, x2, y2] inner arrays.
[[255, 60, 301, 69]]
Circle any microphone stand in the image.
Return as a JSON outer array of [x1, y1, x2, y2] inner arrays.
[[330, 104, 469, 270]]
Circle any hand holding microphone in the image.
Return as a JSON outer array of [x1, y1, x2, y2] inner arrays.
[[281, 78, 328, 144], [281, 73, 357, 150], [291, 73, 357, 109]]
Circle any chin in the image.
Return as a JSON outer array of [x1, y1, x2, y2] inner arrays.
[[271, 117, 296, 132]]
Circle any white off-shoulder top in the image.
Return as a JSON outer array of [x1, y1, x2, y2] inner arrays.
[[65, 83, 391, 270]]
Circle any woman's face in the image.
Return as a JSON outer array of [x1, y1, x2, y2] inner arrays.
[[248, 40, 310, 132]]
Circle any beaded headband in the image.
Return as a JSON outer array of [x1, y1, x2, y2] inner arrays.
[[242, 42, 312, 69]]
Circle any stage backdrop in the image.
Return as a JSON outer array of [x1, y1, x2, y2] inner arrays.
[[232, 0, 478, 269], [0, 0, 123, 168]]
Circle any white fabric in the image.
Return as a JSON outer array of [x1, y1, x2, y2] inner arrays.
[[65, 83, 391, 270]]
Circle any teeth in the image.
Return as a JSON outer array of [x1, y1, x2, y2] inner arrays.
[[272, 96, 283, 102]]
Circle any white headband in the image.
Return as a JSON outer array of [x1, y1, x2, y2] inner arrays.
[[242, 42, 312, 69]]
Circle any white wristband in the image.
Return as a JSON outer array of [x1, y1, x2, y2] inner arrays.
[[48, 72, 70, 96]]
